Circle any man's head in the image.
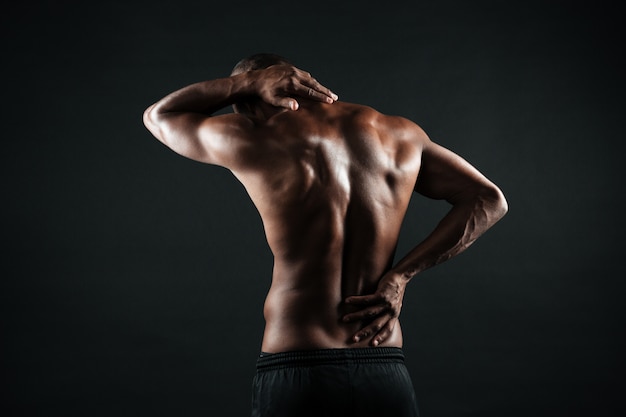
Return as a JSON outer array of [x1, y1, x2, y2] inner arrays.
[[231, 53, 292, 115], [231, 53, 292, 77]]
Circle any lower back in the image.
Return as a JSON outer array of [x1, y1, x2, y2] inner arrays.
[[261, 273, 404, 352]]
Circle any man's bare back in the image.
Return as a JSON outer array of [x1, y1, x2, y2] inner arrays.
[[236, 100, 421, 352], [143, 57, 507, 354]]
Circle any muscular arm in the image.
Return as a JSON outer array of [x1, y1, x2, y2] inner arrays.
[[394, 138, 508, 278], [344, 130, 508, 346], [143, 73, 255, 165], [143, 65, 338, 167]]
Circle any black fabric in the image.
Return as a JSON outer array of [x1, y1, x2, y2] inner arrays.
[[251, 348, 419, 417]]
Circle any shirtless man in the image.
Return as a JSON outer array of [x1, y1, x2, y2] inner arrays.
[[143, 54, 507, 417]]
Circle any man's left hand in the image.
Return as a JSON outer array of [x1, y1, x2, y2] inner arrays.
[[342, 272, 407, 347]]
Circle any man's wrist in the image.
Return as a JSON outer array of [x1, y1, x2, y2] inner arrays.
[[388, 267, 417, 283], [229, 71, 260, 100]]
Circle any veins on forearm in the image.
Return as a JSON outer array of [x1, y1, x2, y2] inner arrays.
[[396, 191, 505, 280]]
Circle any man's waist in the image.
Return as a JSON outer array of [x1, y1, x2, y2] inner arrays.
[[256, 347, 405, 372]]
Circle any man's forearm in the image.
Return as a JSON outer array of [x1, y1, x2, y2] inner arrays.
[[392, 186, 508, 281], [148, 72, 257, 117], [343, 186, 507, 346]]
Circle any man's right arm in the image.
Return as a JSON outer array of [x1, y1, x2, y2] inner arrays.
[[143, 65, 337, 167]]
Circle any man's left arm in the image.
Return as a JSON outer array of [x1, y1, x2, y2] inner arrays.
[[343, 129, 508, 346]]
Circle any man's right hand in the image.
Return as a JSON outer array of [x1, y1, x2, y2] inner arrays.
[[253, 65, 338, 110]]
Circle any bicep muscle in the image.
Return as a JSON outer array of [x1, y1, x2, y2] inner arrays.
[[415, 139, 495, 202]]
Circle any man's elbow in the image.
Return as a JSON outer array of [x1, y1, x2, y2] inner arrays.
[[143, 104, 164, 141], [143, 104, 154, 129], [481, 184, 508, 222]]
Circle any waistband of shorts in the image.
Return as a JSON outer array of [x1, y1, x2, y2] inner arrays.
[[256, 347, 405, 371]]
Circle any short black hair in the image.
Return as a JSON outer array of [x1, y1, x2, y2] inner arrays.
[[231, 53, 292, 76]]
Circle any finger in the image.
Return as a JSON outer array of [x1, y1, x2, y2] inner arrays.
[[299, 78, 339, 102], [290, 66, 338, 101], [293, 83, 335, 104], [342, 305, 386, 322], [273, 97, 299, 111], [351, 315, 390, 343], [345, 293, 382, 305], [371, 319, 396, 347], [296, 78, 339, 103], [296, 68, 312, 78], [305, 82, 338, 102]]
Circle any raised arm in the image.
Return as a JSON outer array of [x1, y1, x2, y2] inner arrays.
[[344, 130, 508, 346], [143, 65, 338, 167]]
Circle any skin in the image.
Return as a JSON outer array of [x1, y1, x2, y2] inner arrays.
[[143, 65, 508, 353]]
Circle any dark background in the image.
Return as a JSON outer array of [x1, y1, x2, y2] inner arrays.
[[2, 1, 623, 416]]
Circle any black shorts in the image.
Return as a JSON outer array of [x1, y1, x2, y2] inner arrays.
[[251, 347, 419, 417]]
